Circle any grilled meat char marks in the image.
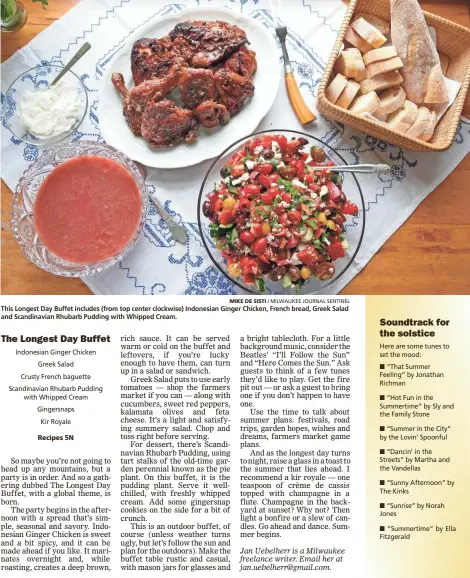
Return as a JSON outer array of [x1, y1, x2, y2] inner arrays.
[[223, 47, 257, 78], [142, 99, 199, 147], [195, 100, 230, 128], [111, 71, 182, 136], [180, 68, 217, 109], [169, 20, 248, 68], [214, 68, 255, 115], [131, 36, 187, 85], [112, 20, 256, 147]]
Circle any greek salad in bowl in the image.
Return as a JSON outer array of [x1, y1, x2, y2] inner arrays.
[[200, 133, 362, 292]]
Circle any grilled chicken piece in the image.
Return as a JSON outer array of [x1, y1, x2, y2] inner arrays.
[[214, 68, 254, 115], [195, 100, 230, 128], [111, 72, 129, 98], [111, 71, 182, 136], [169, 20, 248, 68], [131, 36, 187, 85], [179, 68, 217, 109], [223, 47, 257, 78], [112, 21, 257, 147], [141, 99, 199, 147]]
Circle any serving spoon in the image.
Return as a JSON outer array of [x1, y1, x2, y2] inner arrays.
[[135, 163, 187, 245], [312, 164, 392, 174], [50, 43, 91, 86], [150, 195, 188, 245]]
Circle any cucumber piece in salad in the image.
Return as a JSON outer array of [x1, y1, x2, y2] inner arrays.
[[255, 278, 266, 292], [282, 275, 293, 289], [209, 223, 222, 238], [227, 228, 239, 249]]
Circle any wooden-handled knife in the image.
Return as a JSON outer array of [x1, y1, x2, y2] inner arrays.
[[276, 26, 317, 126]]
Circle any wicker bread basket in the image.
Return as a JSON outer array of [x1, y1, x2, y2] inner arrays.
[[317, 0, 470, 152]]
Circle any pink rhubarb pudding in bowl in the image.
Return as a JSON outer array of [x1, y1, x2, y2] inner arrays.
[[34, 156, 142, 264], [12, 141, 148, 276]]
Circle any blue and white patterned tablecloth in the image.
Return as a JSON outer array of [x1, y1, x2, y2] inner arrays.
[[1, 0, 469, 295]]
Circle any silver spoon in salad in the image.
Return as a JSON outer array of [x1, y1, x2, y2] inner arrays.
[[311, 164, 392, 174]]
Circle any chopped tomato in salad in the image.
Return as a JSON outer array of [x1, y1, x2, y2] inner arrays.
[[202, 135, 358, 291]]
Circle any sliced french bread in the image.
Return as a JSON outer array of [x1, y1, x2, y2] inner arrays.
[[387, 100, 418, 133], [377, 86, 406, 116], [363, 46, 398, 67], [334, 51, 358, 78], [336, 80, 361, 109], [354, 59, 368, 82], [407, 107, 432, 138], [419, 110, 437, 141], [366, 56, 404, 79], [326, 73, 349, 104], [351, 17, 387, 49], [359, 70, 403, 94], [344, 48, 368, 81], [349, 91, 380, 115], [373, 110, 389, 122], [344, 26, 374, 54], [355, 13, 390, 36]]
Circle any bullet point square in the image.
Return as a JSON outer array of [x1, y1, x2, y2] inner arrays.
[[380, 503, 385, 508], [380, 449, 385, 454], [380, 480, 385, 485], [380, 395, 385, 400], [380, 426, 385, 431], [380, 526, 385, 532], [380, 364, 385, 369]]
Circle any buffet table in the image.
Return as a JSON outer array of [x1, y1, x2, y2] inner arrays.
[[1, 0, 469, 295]]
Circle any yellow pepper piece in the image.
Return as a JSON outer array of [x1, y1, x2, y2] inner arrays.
[[300, 266, 312, 280], [317, 212, 328, 225], [228, 263, 242, 278], [261, 222, 271, 235], [223, 197, 236, 210]]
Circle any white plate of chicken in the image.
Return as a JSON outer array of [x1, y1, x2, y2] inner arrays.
[[98, 7, 280, 169]]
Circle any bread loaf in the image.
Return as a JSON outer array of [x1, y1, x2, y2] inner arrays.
[[407, 107, 432, 138], [377, 86, 406, 116], [334, 51, 358, 78], [344, 48, 367, 81], [359, 70, 403, 94], [326, 73, 349, 104], [349, 91, 380, 114], [344, 26, 374, 54], [355, 13, 390, 36], [363, 46, 398, 67], [366, 56, 404, 79], [419, 110, 437, 141], [391, 0, 449, 104], [354, 58, 367, 82], [387, 100, 418, 133], [351, 17, 387, 49], [344, 47, 362, 59], [374, 110, 389, 122], [336, 81, 361, 109]]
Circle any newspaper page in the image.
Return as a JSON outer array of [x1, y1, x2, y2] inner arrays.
[[1, 1, 470, 578]]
